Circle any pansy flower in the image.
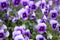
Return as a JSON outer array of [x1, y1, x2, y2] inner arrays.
[[0, 30, 5, 39], [36, 34, 46, 40], [21, 12, 28, 20], [39, 0, 46, 9], [50, 10, 58, 19], [0, 0, 8, 10], [0, 29, 9, 40], [21, 0, 29, 7], [12, 0, 20, 7], [35, 23, 47, 34], [24, 29, 31, 38], [18, 8, 28, 20], [49, 19, 58, 30], [29, 1, 37, 11]]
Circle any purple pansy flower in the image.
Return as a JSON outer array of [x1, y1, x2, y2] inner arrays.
[[49, 19, 58, 30], [21, 12, 28, 20], [12, 0, 20, 7], [35, 23, 47, 34], [0, 0, 8, 10], [29, 1, 37, 11], [39, 0, 46, 9], [21, 0, 29, 7], [0, 29, 9, 40], [36, 34, 46, 40], [24, 29, 31, 38], [50, 10, 58, 19], [18, 8, 28, 20]]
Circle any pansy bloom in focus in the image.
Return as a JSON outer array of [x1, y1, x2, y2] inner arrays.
[[18, 8, 28, 20], [0, 0, 8, 10], [35, 23, 47, 34], [50, 10, 58, 19], [49, 19, 58, 30], [29, 1, 37, 11]]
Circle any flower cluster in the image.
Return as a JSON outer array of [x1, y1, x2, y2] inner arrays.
[[0, 0, 60, 40], [12, 25, 31, 40]]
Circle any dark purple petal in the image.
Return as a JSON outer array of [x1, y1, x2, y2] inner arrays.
[[51, 13, 56, 18], [22, 1, 28, 7], [41, 19, 46, 23], [38, 26, 45, 32], [30, 15, 35, 20], [0, 2, 8, 10], [30, 4, 36, 11], [22, 12, 28, 18], [39, 37, 44, 40], [0, 33, 5, 38], [13, 0, 20, 7], [52, 23, 57, 30]]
